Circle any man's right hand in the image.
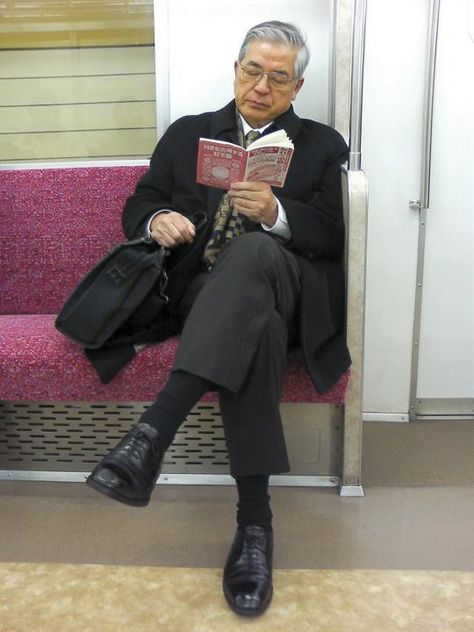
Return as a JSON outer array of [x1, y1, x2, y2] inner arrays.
[[150, 211, 196, 248]]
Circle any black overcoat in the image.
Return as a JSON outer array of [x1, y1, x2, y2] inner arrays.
[[123, 100, 351, 392]]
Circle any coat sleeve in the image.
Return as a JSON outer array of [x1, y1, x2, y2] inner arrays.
[[279, 128, 348, 262], [122, 118, 189, 239]]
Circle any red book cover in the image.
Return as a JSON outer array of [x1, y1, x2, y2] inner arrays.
[[196, 139, 247, 189], [196, 133, 294, 189]]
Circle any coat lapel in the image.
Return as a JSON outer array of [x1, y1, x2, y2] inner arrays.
[[270, 105, 302, 143]]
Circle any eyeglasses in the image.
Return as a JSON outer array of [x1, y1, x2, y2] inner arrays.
[[237, 63, 296, 90]]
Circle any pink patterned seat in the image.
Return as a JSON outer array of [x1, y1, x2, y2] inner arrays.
[[0, 167, 348, 404]]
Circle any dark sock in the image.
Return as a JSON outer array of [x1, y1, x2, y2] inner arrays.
[[139, 370, 212, 450], [235, 475, 273, 532]]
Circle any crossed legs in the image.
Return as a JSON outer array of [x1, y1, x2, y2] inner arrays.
[[87, 233, 301, 615]]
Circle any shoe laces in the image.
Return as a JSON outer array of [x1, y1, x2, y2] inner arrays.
[[121, 428, 158, 461], [240, 533, 269, 568]]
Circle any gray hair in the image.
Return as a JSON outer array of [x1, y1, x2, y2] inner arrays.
[[238, 20, 310, 79]]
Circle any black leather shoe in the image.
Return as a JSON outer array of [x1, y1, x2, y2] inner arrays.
[[86, 423, 163, 507], [223, 525, 273, 617]]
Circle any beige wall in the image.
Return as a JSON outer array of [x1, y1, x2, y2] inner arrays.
[[0, 47, 157, 162]]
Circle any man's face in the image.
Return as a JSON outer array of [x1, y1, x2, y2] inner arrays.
[[234, 40, 304, 128]]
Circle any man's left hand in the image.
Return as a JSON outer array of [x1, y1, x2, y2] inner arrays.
[[228, 181, 278, 227]]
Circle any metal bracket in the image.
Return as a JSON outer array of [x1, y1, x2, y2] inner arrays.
[[409, 199, 422, 211], [339, 484, 365, 497]]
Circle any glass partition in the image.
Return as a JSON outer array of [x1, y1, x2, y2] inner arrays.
[[0, 0, 156, 163]]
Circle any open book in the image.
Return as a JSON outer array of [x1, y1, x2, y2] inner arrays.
[[196, 129, 294, 189]]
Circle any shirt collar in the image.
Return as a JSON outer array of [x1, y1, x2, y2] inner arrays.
[[238, 112, 273, 136]]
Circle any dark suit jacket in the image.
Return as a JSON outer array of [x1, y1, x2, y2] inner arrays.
[[123, 100, 351, 392]]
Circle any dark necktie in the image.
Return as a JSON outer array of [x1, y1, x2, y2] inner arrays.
[[202, 129, 261, 268]]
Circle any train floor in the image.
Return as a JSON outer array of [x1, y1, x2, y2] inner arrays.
[[1, 482, 473, 630]]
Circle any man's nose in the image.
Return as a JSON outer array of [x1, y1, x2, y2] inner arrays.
[[254, 74, 271, 92]]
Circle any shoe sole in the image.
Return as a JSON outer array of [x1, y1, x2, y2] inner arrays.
[[85, 474, 150, 508]]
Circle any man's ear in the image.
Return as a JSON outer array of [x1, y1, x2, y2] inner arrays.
[[292, 77, 305, 101]]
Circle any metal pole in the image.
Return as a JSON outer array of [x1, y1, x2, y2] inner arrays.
[[408, 0, 441, 421], [153, 0, 171, 139], [348, 0, 367, 171], [420, 0, 441, 211]]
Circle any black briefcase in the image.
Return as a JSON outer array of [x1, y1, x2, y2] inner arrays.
[[55, 237, 169, 349]]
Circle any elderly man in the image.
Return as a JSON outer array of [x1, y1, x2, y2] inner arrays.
[[87, 20, 350, 616]]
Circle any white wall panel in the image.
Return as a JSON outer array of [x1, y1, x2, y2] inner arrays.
[[416, 0, 474, 399], [361, 0, 429, 414], [166, 0, 333, 125]]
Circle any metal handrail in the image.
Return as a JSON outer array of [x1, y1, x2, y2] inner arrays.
[[340, 165, 368, 494]]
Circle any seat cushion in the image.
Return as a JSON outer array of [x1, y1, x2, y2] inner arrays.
[[0, 315, 348, 404]]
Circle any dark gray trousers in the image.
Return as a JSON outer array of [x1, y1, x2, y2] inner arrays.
[[173, 232, 301, 476]]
